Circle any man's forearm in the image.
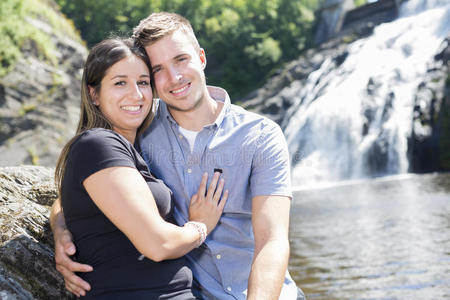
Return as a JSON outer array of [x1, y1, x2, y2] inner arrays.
[[50, 198, 67, 236], [247, 239, 290, 300]]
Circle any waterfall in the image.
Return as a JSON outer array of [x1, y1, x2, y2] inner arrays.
[[284, 0, 450, 186]]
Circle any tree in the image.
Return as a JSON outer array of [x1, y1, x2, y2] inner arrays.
[[55, 0, 321, 99]]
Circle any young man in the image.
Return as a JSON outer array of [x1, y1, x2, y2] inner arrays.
[[51, 12, 305, 300]]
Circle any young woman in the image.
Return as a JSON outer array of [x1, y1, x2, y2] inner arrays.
[[54, 38, 228, 299]]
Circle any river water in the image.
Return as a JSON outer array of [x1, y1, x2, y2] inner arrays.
[[288, 172, 450, 299]]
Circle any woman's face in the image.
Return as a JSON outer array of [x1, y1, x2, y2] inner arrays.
[[93, 55, 153, 142]]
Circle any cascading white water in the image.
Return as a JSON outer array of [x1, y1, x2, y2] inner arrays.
[[284, 0, 450, 187]]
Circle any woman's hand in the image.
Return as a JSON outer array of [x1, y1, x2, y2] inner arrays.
[[189, 172, 228, 234]]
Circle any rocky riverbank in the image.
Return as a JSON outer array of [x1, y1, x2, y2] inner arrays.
[[0, 166, 72, 299]]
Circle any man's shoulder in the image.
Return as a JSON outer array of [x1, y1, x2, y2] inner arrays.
[[227, 103, 281, 131], [208, 85, 279, 128]]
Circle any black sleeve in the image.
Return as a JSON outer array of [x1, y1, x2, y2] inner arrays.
[[69, 129, 137, 185]]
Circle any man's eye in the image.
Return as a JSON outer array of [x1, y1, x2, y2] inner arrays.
[[114, 81, 126, 86], [152, 67, 161, 74]]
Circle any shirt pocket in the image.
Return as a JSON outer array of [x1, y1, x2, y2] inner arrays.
[[202, 148, 252, 215]]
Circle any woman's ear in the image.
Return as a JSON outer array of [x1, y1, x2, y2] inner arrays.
[[88, 86, 99, 106]]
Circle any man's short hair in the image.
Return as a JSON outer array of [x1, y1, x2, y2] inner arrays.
[[133, 12, 200, 50]]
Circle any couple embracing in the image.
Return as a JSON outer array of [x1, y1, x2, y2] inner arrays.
[[52, 11, 305, 300]]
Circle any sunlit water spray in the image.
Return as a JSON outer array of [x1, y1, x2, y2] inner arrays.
[[284, 0, 450, 187]]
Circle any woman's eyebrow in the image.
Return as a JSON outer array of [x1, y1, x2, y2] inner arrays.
[[110, 75, 127, 80]]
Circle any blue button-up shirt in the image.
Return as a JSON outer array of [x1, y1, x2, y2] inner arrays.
[[139, 86, 298, 299]]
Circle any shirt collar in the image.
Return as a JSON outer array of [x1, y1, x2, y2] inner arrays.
[[159, 85, 231, 128], [208, 85, 230, 127]]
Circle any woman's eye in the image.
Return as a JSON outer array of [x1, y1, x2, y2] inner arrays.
[[114, 81, 126, 86]]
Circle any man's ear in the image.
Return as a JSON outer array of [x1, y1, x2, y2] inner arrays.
[[88, 86, 99, 105], [199, 48, 207, 70]]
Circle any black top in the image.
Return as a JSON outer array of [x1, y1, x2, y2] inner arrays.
[[61, 128, 194, 299]]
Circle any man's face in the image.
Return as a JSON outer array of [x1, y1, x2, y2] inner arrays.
[[144, 30, 207, 113]]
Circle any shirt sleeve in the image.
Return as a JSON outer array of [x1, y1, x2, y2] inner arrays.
[[69, 129, 137, 184], [250, 120, 293, 199]]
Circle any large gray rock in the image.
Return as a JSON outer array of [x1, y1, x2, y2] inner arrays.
[[0, 166, 73, 299], [409, 36, 450, 172], [0, 8, 87, 167], [242, 28, 450, 173], [314, 0, 355, 45], [241, 36, 351, 126]]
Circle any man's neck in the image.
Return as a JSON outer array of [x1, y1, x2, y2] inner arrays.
[[169, 90, 224, 132]]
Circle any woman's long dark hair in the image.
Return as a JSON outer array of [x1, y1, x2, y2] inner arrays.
[[55, 38, 154, 197]]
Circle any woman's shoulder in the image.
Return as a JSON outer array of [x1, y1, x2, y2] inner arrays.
[[80, 127, 123, 139], [71, 128, 132, 155], [75, 128, 129, 145], [68, 128, 138, 169]]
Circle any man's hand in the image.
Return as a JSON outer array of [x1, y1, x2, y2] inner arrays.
[[50, 199, 93, 297], [54, 227, 93, 297]]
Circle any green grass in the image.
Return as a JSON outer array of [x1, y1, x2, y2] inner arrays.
[[0, 0, 83, 77], [27, 147, 39, 165], [18, 103, 37, 116]]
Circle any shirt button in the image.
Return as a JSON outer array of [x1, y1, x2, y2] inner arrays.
[[216, 254, 221, 260], [178, 134, 183, 139], [226, 286, 232, 292], [187, 168, 192, 174]]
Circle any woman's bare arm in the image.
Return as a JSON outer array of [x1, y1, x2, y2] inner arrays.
[[83, 167, 227, 261]]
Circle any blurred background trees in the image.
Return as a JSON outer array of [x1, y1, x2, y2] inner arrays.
[[54, 0, 321, 98]]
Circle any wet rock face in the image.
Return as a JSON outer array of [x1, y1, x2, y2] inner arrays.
[[242, 32, 450, 174], [0, 166, 74, 299], [0, 16, 87, 167], [241, 37, 353, 126], [409, 36, 450, 173]]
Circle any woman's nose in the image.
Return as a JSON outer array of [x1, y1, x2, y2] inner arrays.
[[131, 84, 143, 100]]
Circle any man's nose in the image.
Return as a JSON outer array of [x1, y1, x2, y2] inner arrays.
[[167, 67, 182, 83]]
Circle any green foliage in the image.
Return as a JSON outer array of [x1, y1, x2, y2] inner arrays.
[[354, 0, 368, 7], [0, 0, 28, 76], [0, 0, 82, 77], [27, 0, 82, 42], [54, 0, 321, 98]]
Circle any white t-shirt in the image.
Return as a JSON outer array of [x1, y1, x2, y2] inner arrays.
[[178, 126, 198, 152]]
